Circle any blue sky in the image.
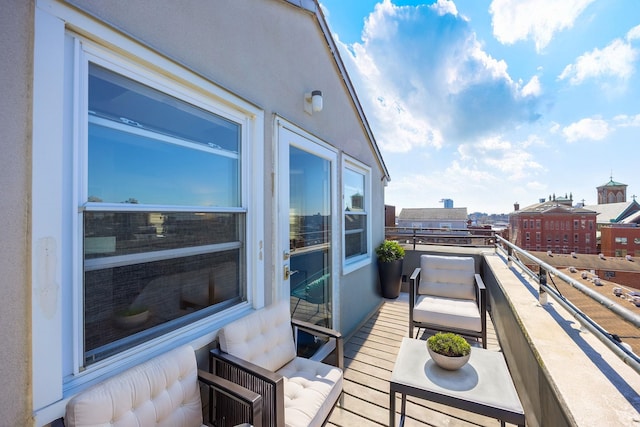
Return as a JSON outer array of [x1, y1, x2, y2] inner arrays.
[[319, 0, 639, 215]]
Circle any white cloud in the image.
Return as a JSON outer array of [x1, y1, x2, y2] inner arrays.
[[336, 0, 542, 152], [521, 75, 541, 97], [489, 0, 595, 52], [614, 113, 640, 127], [558, 38, 638, 85], [628, 24, 640, 42], [458, 136, 544, 181], [562, 118, 610, 142], [429, 0, 458, 17]]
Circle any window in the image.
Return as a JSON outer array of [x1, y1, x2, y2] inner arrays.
[[31, 8, 265, 416], [342, 157, 371, 272], [615, 237, 628, 245], [81, 63, 246, 365]]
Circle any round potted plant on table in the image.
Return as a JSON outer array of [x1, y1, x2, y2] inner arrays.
[[427, 332, 472, 370], [375, 240, 405, 299]]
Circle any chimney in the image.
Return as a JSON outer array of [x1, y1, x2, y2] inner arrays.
[[514, 202, 520, 211]]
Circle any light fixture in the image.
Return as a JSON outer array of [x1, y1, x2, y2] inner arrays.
[[304, 90, 323, 115]]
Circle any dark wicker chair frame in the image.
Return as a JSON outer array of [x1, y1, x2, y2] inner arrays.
[[210, 318, 343, 427]]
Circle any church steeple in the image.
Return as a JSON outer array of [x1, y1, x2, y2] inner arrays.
[[597, 174, 627, 204]]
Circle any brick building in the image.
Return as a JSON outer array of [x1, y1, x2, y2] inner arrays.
[[509, 196, 597, 254], [600, 224, 640, 257]]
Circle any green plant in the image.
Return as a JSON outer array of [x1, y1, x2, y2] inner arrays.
[[427, 332, 471, 357], [375, 240, 405, 263]]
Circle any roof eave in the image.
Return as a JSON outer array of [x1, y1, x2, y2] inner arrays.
[[284, 0, 391, 182]]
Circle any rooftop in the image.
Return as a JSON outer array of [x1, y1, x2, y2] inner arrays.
[[527, 251, 640, 274], [398, 207, 469, 221]]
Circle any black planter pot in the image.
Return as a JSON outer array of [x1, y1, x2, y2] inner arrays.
[[378, 258, 403, 299]]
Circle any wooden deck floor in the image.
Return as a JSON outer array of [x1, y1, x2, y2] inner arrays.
[[325, 293, 518, 427]]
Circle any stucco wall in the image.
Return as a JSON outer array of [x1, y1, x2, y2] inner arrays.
[[0, 0, 33, 425]]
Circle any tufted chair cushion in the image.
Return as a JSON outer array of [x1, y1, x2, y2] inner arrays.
[[218, 300, 297, 372], [217, 301, 343, 427], [418, 254, 476, 300], [278, 357, 343, 427], [65, 345, 204, 427]]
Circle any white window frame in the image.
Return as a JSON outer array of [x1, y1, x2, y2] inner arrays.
[[32, 3, 264, 422], [342, 156, 372, 274]]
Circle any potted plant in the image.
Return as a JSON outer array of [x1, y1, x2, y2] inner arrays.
[[427, 332, 472, 370], [375, 240, 405, 299]]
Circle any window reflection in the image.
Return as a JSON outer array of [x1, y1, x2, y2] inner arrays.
[[344, 168, 364, 212], [88, 122, 239, 206], [289, 147, 330, 250], [83, 63, 246, 366], [343, 166, 367, 261]]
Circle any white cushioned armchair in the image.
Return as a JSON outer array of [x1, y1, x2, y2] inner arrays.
[[210, 300, 343, 427], [409, 254, 487, 348], [65, 344, 262, 427]]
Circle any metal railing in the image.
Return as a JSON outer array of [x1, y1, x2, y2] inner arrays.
[[495, 235, 640, 375], [385, 226, 496, 249]]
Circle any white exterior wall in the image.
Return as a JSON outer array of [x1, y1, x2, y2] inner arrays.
[[65, 0, 387, 332], [3, 0, 388, 423]]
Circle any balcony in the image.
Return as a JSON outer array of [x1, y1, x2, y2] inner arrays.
[[324, 239, 640, 426]]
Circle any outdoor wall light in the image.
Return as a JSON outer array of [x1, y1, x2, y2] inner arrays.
[[304, 90, 323, 115]]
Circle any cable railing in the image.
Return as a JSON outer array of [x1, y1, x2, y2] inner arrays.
[[495, 235, 640, 375]]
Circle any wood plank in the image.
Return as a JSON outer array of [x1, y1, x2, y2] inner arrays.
[[326, 293, 517, 426]]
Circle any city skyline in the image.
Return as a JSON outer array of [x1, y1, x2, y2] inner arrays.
[[319, 0, 639, 214]]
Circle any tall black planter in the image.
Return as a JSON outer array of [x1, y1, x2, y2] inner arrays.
[[378, 258, 403, 299]]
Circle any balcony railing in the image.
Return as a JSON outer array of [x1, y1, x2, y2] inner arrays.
[[389, 231, 640, 425], [495, 235, 640, 374], [386, 227, 640, 374], [385, 225, 497, 249]]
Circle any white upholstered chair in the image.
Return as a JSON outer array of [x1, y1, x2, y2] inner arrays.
[[65, 344, 262, 427], [211, 300, 343, 427], [409, 254, 487, 348]]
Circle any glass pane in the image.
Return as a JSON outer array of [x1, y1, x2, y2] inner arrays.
[[344, 168, 365, 212], [84, 212, 243, 259], [289, 146, 332, 337], [84, 249, 242, 365], [88, 63, 240, 207], [345, 213, 367, 258], [89, 64, 239, 153]]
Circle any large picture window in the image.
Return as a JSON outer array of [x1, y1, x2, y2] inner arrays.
[[342, 157, 371, 272], [81, 63, 246, 366]]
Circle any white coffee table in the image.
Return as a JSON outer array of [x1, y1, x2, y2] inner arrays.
[[389, 337, 525, 427]]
